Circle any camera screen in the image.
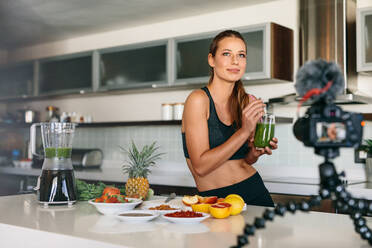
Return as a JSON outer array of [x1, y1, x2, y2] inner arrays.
[[316, 122, 346, 143]]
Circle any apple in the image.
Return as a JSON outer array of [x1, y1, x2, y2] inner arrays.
[[210, 202, 232, 219], [197, 195, 204, 203], [202, 196, 218, 204], [182, 195, 199, 206]]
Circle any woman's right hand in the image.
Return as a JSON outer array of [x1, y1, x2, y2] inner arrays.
[[241, 98, 265, 138]]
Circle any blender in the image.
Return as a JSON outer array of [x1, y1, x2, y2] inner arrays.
[[31, 122, 77, 206]]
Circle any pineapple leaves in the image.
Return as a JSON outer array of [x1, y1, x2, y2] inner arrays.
[[120, 141, 165, 178]]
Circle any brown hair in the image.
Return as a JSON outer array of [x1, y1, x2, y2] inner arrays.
[[208, 30, 249, 129]]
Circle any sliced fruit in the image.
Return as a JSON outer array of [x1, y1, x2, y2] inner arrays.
[[225, 194, 244, 203], [197, 195, 205, 203], [210, 202, 232, 219], [182, 195, 199, 206], [191, 203, 211, 213], [224, 197, 244, 215], [202, 196, 218, 204], [217, 198, 225, 203]]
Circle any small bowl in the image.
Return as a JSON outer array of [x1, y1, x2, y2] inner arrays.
[[145, 203, 181, 214], [88, 198, 142, 215], [115, 210, 159, 223], [13, 160, 32, 168], [162, 212, 210, 224]]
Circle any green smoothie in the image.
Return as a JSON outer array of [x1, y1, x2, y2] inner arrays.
[[254, 123, 275, 148], [44, 147, 72, 159]]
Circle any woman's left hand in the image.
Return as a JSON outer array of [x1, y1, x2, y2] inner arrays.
[[245, 137, 278, 164]]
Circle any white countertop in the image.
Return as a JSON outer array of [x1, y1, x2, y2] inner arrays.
[[0, 194, 371, 248]]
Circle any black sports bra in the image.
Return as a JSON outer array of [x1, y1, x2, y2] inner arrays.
[[182, 87, 249, 160]]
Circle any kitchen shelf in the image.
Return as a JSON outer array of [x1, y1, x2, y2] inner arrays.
[[0, 117, 294, 129], [0, 122, 31, 128], [77, 120, 182, 127], [0, 120, 182, 129]]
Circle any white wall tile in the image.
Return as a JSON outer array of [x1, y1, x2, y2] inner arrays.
[[71, 122, 372, 174]]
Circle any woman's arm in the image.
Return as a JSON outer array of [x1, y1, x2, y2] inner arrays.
[[244, 137, 279, 165], [184, 90, 264, 177]]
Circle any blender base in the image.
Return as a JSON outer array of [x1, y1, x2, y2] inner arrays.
[[39, 201, 76, 208]]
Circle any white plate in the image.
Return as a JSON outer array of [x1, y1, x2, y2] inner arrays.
[[115, 210, 159, 223], [162, 212, 210, 224], [88, 198, 142, 215]]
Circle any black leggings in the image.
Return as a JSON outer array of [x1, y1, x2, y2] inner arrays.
[[198, 172, 274, 207]]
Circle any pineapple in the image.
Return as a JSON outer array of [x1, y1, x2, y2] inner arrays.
[[121, 141, 163, 199]]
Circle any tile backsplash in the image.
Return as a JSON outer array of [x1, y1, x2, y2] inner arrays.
[[72, 122, 372, 174], [73, 125, 184, 165]]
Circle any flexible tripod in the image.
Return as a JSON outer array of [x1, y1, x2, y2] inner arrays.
[[232, 148, 372, 247]]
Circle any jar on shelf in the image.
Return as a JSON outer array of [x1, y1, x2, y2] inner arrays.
[[161, 103, 173, 120], [173, 103, 184, 120], [46, 106, 59, 122]]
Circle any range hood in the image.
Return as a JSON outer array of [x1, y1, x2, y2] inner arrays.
[[269, 0, 372, 106]]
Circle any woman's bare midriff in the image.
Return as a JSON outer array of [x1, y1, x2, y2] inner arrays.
[[186, 158, 257, 192]]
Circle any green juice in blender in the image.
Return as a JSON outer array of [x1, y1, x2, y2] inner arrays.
[[44, 147, 72, 158], [254, 123, 275, 148]]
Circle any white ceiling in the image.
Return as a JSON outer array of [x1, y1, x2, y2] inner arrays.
[[0, 0, 275, 50]]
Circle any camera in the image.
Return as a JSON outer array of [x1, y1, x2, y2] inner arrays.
[[293, 103, 363, 148], [292, 60, 364, 158]]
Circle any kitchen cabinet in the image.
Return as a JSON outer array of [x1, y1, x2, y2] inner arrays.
[[99, 42, 167, 90], [0, 62, 33, 99], [174, 22, 293, 85], [0, 174, 36, 196], [0, 22, 292, 102], [38, 52, 93, 95], [174, 36, 212, 83], [357, 7, 372, 72], [270, 193, 334, 213]]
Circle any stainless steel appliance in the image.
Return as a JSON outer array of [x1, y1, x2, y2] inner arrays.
[[268, 0, 372, 106], [71, 149, 103, 169]]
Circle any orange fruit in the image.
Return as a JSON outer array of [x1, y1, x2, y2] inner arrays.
[[191, 203, 211, 213], [210, 202, 232, 219], [223, 197, 244, 215], [225, 194, 244, 203]]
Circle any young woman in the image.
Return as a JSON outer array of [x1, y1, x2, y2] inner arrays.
[[181, 30, 278, 207]]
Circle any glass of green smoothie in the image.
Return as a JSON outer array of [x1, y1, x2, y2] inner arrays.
[[254, 114, 275, 148]]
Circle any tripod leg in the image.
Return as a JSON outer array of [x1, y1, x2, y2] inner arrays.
[[231, 196, 322, 248], [331, 185, 372, 245]]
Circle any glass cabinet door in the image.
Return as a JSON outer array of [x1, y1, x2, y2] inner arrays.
[[39, 55, 92, 94], [175, 27, 266, 83], [0, 62, 33, 98], [365, 14, 372, 64], [176, 37, 213, 81], [242, 30, 264, 74], [99, 44, 167, 89], [357, 8, 372, 72]]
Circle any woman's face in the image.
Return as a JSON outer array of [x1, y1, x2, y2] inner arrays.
[[208, 37, 247, 83]]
